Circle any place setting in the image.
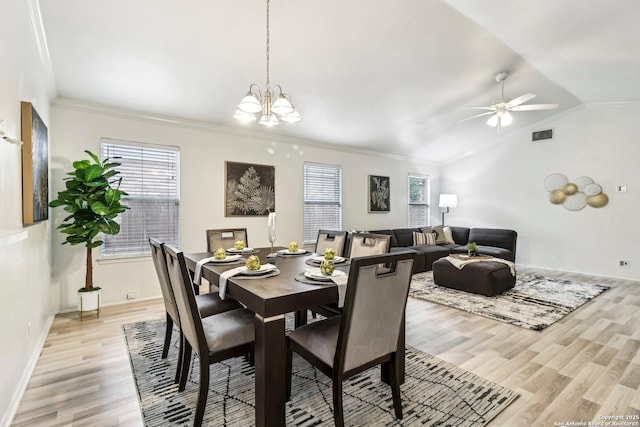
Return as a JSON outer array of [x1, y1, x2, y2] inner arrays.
[[193, 249, 246, 285], [305, 248, 350, 266], [276, 241, 310, 257], [225, 239, 260, 255], [218, 255, 280, 299], [294, 258, 349, 307]]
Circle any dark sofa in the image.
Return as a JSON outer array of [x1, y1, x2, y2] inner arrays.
[[367, 226, 517, 273]]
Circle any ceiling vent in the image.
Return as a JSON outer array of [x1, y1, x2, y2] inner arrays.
[[532, 128, 553, 142]]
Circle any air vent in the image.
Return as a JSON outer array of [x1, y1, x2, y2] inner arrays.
[[532, 129, 553, 142]]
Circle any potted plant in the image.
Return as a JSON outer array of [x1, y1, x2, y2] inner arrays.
[[466, 242, 479, 257], [49, 150, 128, 315]]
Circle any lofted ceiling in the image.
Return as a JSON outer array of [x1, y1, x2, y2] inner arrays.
[[38, 0, 640, 163]]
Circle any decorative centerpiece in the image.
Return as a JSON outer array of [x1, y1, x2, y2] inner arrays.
[[246, 255, 261, 270], [466, 242, 479, 257], [324, 248, 336, 260], [288, 241, 299, 252], [235, 240, 245, 250], [320, 259, 335, 276], [214, 248, 226, 260]]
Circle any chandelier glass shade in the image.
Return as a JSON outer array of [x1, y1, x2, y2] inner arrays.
[[234, 0, 301, 126]]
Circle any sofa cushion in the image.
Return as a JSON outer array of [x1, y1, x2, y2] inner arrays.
[[467, 228, 517, 261], [433, 225, 455, 244], [412, 231, 436, 246], [449, 226, 470, 245], [409, 245, 450, 271], [392, 228, 421, 247]]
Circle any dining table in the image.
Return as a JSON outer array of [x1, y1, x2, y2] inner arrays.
[[183, 247, 405, 427]]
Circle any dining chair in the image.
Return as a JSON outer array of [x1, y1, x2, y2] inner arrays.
[[163, 243, 255, 427], [149, 239, 243, 384], [286, 252, 415, 427], [206, 228, 248, 252], [315, 229, 348, 257], [347, 232, 391, 258]]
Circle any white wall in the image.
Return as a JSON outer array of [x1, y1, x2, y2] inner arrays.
[[50, 101, 440, 310], [441, 103, 640, 280], [0, 0, 55, 425]]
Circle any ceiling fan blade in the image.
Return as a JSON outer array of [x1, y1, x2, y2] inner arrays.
[[506, 93, 536, 108], [458, 111, 495, 123], [511, 103, 559, 111], [465, 106, 495, 110]]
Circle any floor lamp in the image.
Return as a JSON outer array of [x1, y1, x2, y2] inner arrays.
[[439, 194, 457, 226]]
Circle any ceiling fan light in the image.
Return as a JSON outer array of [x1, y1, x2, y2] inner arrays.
[[234, 109, 257, 122], [487, 114, 499, 127], [271, 94, 294, 115], [501, 111, 513, 126], [238, 91, 263, 114]]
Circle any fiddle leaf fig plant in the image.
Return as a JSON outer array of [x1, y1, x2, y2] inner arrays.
[[49, 150, 128, 291]]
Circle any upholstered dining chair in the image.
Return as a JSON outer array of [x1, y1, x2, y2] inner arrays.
[[315, 229, 348, 257], [347, 232, 391, 258], [286, 252, 415, 427], [149, 239, 243, 384], [163, 243, 255, 427], [206, 228, 248, 252]]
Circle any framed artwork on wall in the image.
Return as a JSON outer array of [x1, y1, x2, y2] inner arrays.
[[21, 101, 49, 224], [368, 175, 390, 212], [225, 161, 275, 216]]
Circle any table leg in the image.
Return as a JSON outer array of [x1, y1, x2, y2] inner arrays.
[[255, 313, 286, 427]]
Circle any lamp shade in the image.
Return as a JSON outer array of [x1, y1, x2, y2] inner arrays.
[[501, 111, 513, 126], [279, 109, 302, 123], [271, 95, 294, 115], [438, 194, 457, 208], [238, 92, 263, 114]]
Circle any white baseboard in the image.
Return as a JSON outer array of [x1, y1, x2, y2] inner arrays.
[[1, 314, 55, 427]]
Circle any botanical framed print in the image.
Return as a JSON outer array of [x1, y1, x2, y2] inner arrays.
[[225, 161, 275, 216], [21, 101, 49, 224], [368, 175, 390, 212]]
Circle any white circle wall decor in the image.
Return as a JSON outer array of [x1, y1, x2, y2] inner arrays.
[[544, 173, 568, 192], [584, 183, 602, 197], [563, 192, 587, 211], [574, 176, 594, 192], [545, 174, 608, 211]]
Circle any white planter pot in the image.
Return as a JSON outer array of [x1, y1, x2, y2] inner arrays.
[[78, 288, 101, 318]]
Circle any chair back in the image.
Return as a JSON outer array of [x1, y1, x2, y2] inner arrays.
[[163, 244, 207, 353], [347, 233, 391, 258], [336, 252, 415, 373], [315, 230, 347, 257], [149, 238, 179, 324], [206, 228, 248, 252]]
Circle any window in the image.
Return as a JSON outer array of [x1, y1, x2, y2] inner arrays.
[[408, 174, 430, 227], [100, 139, 180, 257], [303, 162, 342, 243]]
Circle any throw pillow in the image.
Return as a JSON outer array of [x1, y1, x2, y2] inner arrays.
[[433, 225, 455, 244], [412, 231, 436, 246]]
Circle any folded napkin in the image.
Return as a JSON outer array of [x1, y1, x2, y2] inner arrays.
[[193, 256, 217, 285], [330, 274, 349, 308], [219, 263, 276, 300], [445, 256, 515, 276]]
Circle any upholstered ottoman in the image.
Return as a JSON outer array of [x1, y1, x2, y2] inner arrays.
[[432, 258, 515, 296]]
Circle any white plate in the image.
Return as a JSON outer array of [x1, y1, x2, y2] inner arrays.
[[304, 269, 346, 281], [208, 255, 242, 263], [226, 247, 255, 253], [239, 264, 276, 276], [311, 256, 346, 263], [277, 249, 307, 255]]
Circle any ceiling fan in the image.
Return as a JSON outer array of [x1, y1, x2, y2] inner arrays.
[[461, 72, 559, 134]]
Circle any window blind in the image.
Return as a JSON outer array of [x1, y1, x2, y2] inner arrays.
[[100, 139, 180, 257], [303, 162, 342, 243], [408, 174, 430, 228]]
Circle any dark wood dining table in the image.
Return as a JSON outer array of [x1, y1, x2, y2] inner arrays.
[[183, 247, 405, 427], [184, 247, 339, 426]]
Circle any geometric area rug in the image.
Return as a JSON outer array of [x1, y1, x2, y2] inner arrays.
[[410, 271, 610, 331], [124, 319, 518, 426]]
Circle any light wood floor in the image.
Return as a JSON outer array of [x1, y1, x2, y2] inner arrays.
[[12, 267, 640, 426]]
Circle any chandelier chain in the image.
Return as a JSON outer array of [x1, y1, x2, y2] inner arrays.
[[265, 0, 270, 89]]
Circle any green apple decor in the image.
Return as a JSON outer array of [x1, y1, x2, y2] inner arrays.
[[49, 150, 128, 293]]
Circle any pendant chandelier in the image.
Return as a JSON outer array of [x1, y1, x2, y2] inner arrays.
[[234, 0, 301, 126]]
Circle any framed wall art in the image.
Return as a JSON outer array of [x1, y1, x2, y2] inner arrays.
[[368, 175, 390, 213], [21, 101, 49, 224], [225, 161, 275, 216]]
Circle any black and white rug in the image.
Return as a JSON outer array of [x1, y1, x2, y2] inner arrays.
[[409, 271, 610, 331], [124, 319, 518, 426]]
